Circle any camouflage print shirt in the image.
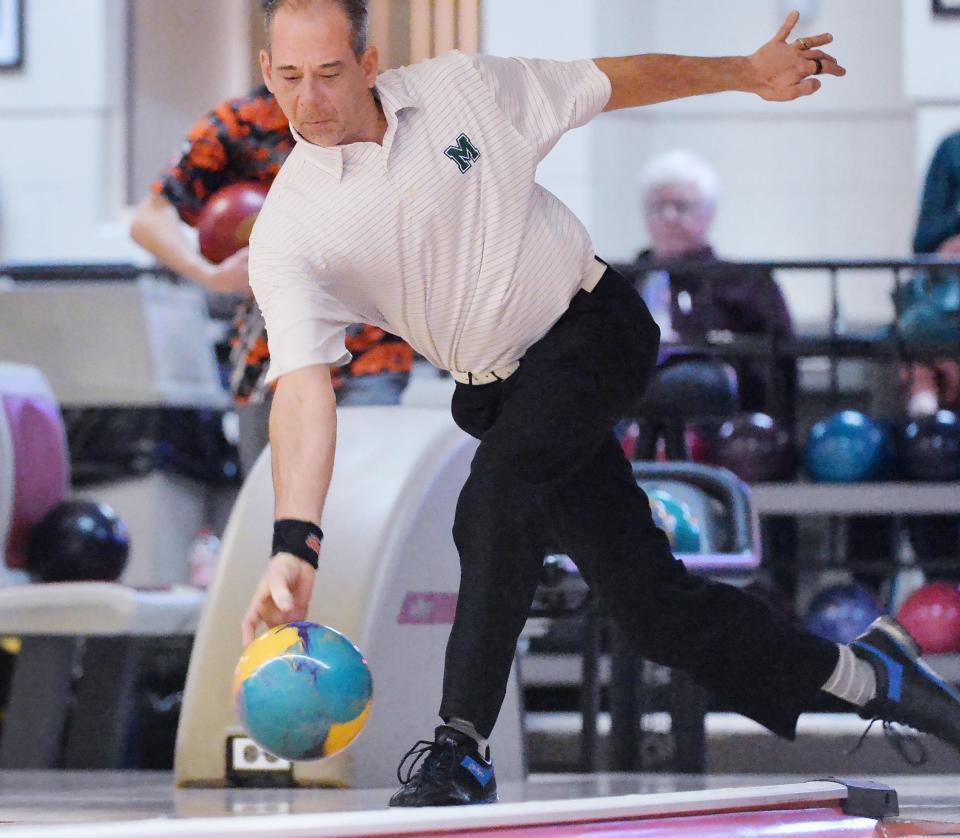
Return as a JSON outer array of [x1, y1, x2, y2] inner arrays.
[[153, 86, 412, 395]]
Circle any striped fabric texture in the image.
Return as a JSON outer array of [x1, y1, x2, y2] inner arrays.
[[249, 51, 611, 382]]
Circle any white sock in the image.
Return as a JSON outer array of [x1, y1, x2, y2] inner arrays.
[[446, 717, 489, 757], [821, 644, 877, 707]]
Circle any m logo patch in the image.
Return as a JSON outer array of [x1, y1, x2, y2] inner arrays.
[[444, 133, 480, 173]]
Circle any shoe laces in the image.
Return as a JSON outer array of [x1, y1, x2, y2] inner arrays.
[[396, 737, 458, 786], [847, 717, 928, 767]]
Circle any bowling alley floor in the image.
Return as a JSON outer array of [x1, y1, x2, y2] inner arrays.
[[1, 771, 959, 833]]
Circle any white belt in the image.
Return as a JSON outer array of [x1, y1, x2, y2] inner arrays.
[[450, 258, 607, 386]]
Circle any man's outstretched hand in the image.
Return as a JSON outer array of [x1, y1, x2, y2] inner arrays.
[[749, 11, 846, 101]]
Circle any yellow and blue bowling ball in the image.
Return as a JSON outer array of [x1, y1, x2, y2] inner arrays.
[[232, 621, 372, 761]]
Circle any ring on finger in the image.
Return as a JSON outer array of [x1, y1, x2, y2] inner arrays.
[[797, 37, 809, 50], [813, 57, 823, 75]]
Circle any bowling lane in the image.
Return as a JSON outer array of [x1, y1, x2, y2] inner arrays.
[[1, 772, 959, 833]]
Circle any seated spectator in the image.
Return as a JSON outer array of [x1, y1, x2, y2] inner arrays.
[[632, 150, 798, 598], [902, 130, 960, 417], [633, 150, 794, 414]]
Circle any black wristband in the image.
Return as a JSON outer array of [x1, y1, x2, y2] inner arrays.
[[272, 519, 323, 569]]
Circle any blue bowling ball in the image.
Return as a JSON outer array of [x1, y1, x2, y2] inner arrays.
[[804, 411, 895, 483], [233, 622, 372, 761], [803, 584, 883, 645]]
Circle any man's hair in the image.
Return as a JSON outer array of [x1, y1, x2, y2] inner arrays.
[[260, 0, 369, 57], [638, 150, 719, 209]]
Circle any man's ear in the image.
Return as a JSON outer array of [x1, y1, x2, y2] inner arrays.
[[361, 45, 380, 87], [260, 49, 274, 92]]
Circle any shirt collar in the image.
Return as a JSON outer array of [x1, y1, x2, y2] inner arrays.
[[289, 74, 419, 182]]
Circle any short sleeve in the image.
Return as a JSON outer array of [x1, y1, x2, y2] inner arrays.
[[468, 54, 611, 162], [152, 107, 234, 226], [248, 240, 352, 384]]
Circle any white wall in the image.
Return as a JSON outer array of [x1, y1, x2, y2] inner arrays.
[[0, 0, 949, 332], [0, 0, 134, 263], [0, 0, 252, 265], [484, 0, 915, 330], [482, 0, 599, 234], [903, 1, 960, 186], [129, 0, 253, 203]]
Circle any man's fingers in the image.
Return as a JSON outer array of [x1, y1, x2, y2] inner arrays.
[[805, 57, 845, 78], [268, 573, 295, 613], [801, 49, 835, 62], [794, 78, 822, 98], [775, 11, 800, 42], [819, 59, 845, 78], [796, 32, 833, 49], [241, 604, 259, 647]]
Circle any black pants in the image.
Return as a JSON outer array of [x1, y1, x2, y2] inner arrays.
[[439, 267, 839, 740]]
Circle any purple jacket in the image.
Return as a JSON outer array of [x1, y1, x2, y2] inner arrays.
[[633, 247, 795, 413]]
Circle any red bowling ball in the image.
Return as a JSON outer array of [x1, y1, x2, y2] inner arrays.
[[197, 181, 270, 264], [897, 582, 960, 654]]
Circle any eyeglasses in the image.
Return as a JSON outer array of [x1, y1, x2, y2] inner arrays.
[[645, 198, 704, 217]]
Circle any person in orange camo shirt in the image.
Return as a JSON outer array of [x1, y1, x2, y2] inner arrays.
[[130, 85, 413, 472]]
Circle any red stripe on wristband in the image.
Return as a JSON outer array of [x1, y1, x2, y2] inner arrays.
[[272, 519, 323, 569]]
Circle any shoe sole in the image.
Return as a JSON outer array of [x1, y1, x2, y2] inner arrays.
[[389, 796, 499, 808]]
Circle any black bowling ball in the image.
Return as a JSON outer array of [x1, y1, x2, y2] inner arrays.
[[901, 410, 960, 481], [640, 357, 740, 421], [26, 500, 130, 582]]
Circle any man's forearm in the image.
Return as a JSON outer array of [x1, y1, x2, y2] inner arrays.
[[595, 54, 754, 112], [269, 366, 338, 524], [595, 15, 843, 111], [130, 193, 214, 287]]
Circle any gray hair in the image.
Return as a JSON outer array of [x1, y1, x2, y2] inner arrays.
[[260, 0, 369, 57], [638, 150, 719, 208]]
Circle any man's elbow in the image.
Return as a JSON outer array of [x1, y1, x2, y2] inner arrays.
[[129, 193, 173, 248], [275, 365, 337, 406], [129, 195, 158, 247]]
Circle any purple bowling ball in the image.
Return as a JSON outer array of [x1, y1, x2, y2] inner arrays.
[[711, 413, 797, 483], [803, 583, 882, 645]]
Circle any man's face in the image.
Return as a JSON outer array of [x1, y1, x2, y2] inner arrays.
[[260, 1, 378, 147], [644, 182, 714, 259]]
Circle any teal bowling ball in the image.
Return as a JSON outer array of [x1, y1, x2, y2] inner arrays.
[[233, 622, 373, 761], [804, 410, 895, 483], [648, 489, 702, 553]]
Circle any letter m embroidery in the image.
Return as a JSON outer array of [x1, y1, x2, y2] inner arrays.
[[444, 133, 480, 173]]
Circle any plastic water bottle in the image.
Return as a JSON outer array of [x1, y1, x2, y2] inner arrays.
[[642, 270, 676, 341], [189, 528, 221, 589]]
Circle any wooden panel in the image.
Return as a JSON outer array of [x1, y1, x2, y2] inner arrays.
[[457, 0, 480, 53], [410, 0, 433, 64], [368, 0, 395, 69], [434, 0, 456, 55]]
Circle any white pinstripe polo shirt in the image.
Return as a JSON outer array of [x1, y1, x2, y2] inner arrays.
[[249, 50, 612, 383]]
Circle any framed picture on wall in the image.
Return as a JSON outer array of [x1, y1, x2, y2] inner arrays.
[[933, 0, 960, 16], [0, 0, 23, 70]]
